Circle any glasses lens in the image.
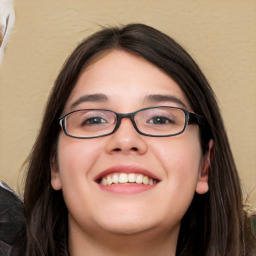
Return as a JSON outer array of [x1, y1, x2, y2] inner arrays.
[[65, 110, 116, 138], [135, 107, 186, 136]]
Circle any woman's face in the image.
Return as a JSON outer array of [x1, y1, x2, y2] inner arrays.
[[51, 50, 211, 239]]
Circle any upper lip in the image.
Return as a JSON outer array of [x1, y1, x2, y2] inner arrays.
[[94, 164, 161, 182]]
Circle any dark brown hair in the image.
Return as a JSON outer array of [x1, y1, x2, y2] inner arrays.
[[23, 23, 255, 255]]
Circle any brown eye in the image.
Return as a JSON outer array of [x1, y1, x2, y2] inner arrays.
[[147, 116, 175, 125], [82, 117, 107, 126]]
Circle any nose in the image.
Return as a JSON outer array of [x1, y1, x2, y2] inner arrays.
[[105, 118, 148, 155]]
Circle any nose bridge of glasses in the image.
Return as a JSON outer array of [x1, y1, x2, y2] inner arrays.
[[115, 112, 137, 130]]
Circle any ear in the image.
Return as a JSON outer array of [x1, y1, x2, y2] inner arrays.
[[50, 155, 62, 191], [196, 139, 214, 194]]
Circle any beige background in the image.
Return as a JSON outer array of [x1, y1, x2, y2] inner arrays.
[[0, 0, 255, 202]]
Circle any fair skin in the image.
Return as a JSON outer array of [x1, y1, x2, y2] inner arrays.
[[51, 50, 212, 256]]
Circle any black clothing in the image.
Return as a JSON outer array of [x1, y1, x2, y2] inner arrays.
[[0, 181, 25, 256]]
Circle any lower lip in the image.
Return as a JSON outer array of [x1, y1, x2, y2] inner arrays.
[[97, 183, 158, 194]]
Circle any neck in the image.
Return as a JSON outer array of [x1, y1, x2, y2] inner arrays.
[[68, 220, 179, 256]]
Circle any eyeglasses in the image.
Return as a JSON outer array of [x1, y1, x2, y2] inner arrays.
[[58, 106, 204, 139]]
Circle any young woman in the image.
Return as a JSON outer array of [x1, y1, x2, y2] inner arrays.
[[21, 23, 255, 255]]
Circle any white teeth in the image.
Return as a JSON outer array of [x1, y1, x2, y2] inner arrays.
[[100, 172, 157, 186], [102, 178, 108, 186], [112, 174, 119, 184], [107, 176, 112, 185], [135, 174, 143, 184], [128, 173, 136, 182], [119, 173, 128, 183], [142, 176, 149, 185]]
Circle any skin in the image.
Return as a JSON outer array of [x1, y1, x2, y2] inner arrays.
[[51, 50, 213, 256]]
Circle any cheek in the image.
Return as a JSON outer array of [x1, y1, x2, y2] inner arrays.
[[151, 130, 203, 195], [57, 134, 102, 183], [148, 134, 203, 223], [55, 135, 105, 221], [153, 135, 202, 172]]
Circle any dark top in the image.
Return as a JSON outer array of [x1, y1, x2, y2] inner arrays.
[[0, 181, 25, 256]]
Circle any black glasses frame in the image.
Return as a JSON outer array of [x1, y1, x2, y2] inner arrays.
[[58, 106, 205, 139]]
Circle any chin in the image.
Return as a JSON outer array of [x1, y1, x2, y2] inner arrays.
[[94, 211, 168, 237], [101, 221, 156, 236]]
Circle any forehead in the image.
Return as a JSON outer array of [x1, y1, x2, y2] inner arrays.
[[65, 50, 190, 111]]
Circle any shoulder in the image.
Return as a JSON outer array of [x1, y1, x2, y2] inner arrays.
[[0, 181, 26, 255]]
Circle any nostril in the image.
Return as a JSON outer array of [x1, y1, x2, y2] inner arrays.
[[112, 147, 138, 152]]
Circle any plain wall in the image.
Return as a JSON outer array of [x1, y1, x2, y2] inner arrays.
[[0, 0, 255, 202]]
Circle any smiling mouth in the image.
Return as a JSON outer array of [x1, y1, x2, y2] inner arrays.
[[97, 173, 159, 186]]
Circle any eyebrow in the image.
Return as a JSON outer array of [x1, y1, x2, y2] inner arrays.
[[144, 94, 187, 108], [71, 93, 108, 109], [70, 93, 187, 110]]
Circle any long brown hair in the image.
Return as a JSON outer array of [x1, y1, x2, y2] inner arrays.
[[23, 23, 255, 255]]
